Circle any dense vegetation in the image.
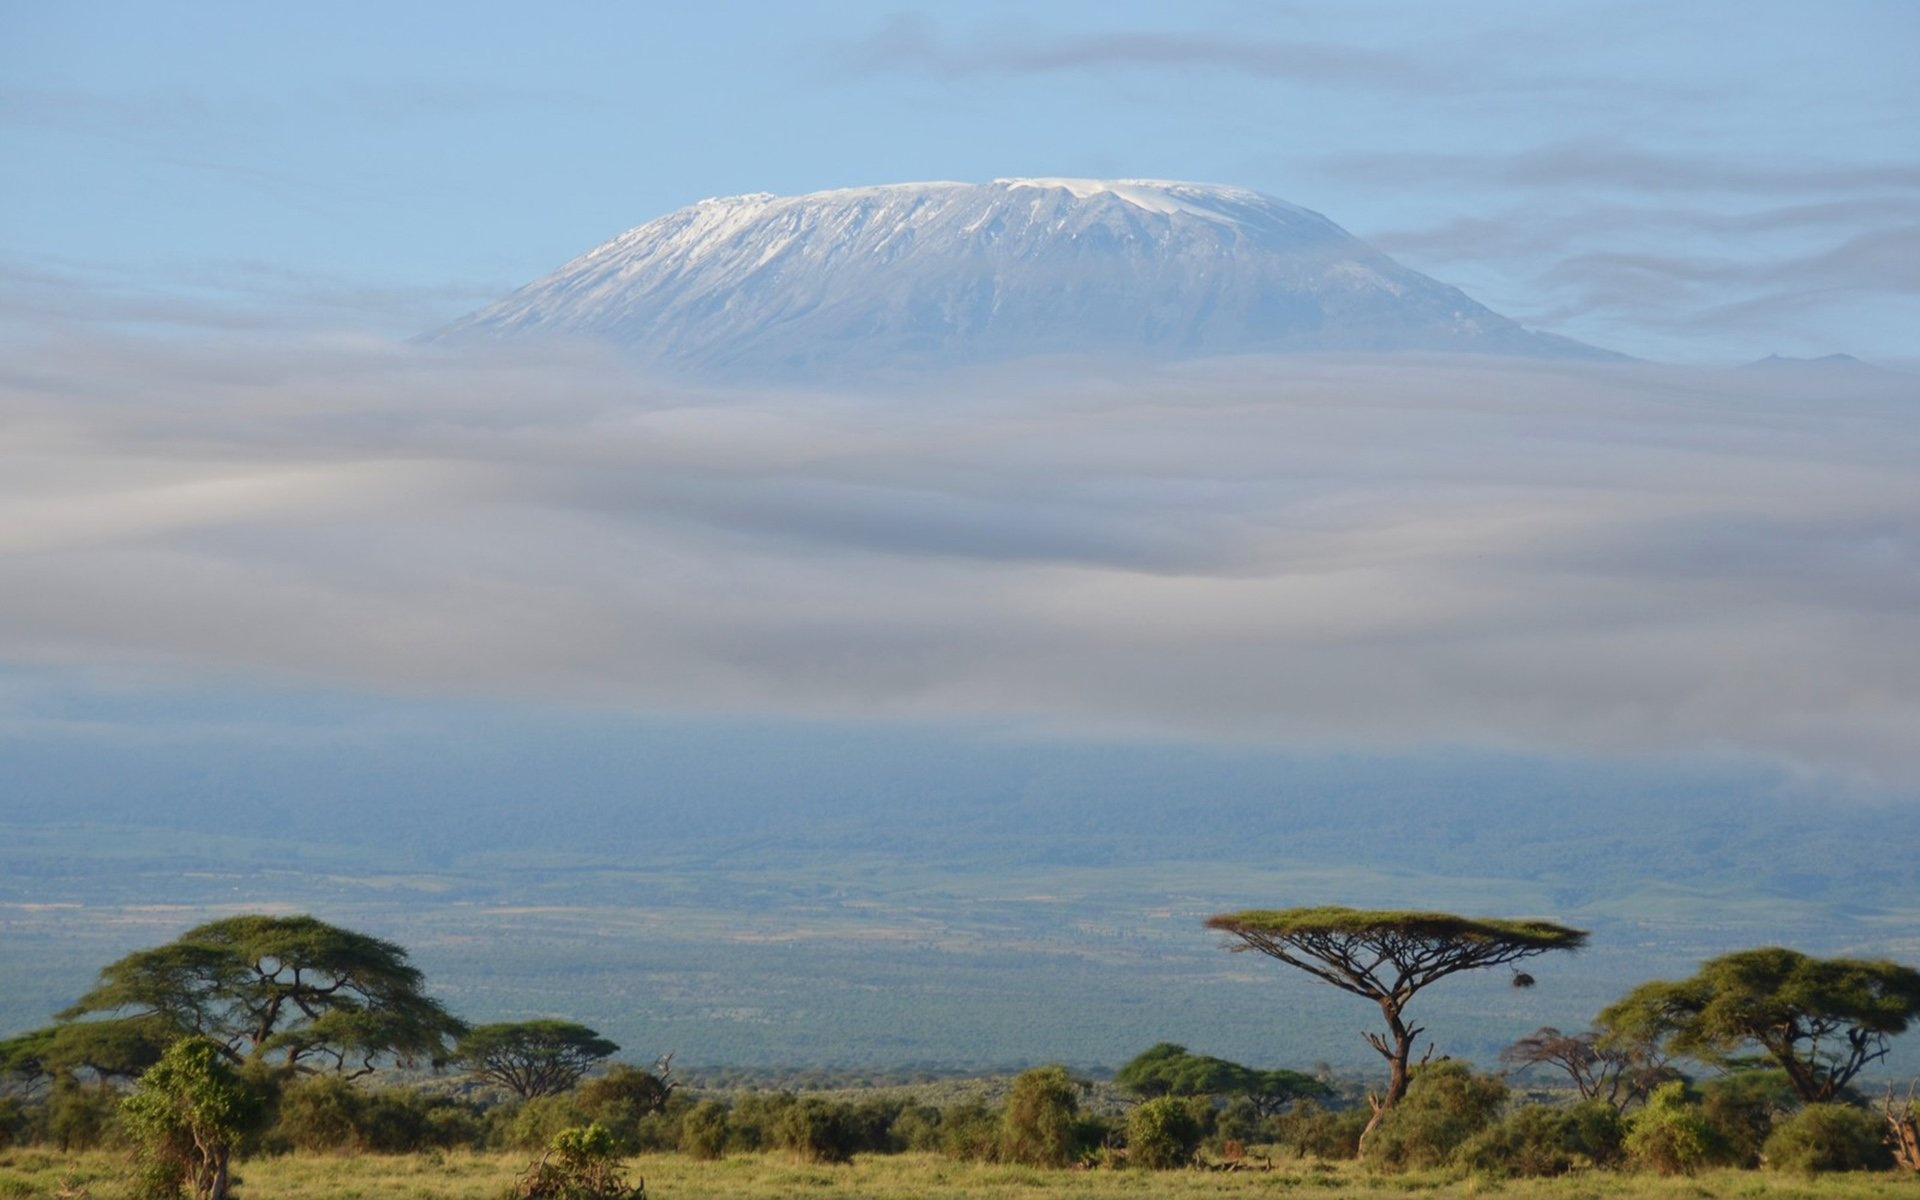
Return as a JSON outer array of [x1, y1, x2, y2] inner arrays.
[[2, 914, 1917, 1199]]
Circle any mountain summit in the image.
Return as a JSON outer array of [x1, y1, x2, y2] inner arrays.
[[437, 178, 1616, 376]]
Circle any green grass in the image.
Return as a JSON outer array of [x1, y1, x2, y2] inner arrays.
[[1, 1151, 1914, 1200]]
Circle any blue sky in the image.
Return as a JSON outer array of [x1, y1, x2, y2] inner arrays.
[[4, 0, 1916, 362]]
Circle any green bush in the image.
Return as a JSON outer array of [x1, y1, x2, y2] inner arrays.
[[1365, 1062, 1506, 1171], [1125, 1096, 1203, 1169], [270, 1075, 360, 1152], [1624, 1081, 1727, 1176], [888, 1104, 944, 1153], [720, 1092, 792, 1153], [773, 1097, 857, 1164], [510, 1122, 644, 1200], [47, 1080, 122, 1152], [1565, 1098, 1628, 1167], [1762, 1103, 1894, 1174], [937, 1101, 1002, 1162], [999, 1066, 1081, 1167], [1270, 1099, 1366, 1159], [678, 1100, 729, 1160], [0, 1097, 29, 1149], [1457, 1104, 1580, 1177], [1701, 1070, 1795, 1168], [496, 1095, 592, 1151]]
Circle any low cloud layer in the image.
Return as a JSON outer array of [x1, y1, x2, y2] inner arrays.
[[3, 335, 1917, 783]]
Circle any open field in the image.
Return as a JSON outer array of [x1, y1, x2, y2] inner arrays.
[[2, 1151, 1916, 1200]]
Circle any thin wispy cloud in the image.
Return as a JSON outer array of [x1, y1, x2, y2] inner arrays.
[[3, 335, 1916, 784], [1322, 139, 1920, 197]]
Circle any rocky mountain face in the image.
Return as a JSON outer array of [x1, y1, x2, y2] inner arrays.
[[437, 178, 1618, 377]]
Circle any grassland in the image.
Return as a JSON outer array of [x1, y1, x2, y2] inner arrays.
[[2, 1150, 1915, 1200]]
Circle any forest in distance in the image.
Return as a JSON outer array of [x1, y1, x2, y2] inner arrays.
[[4, 910, 1919, 1200]]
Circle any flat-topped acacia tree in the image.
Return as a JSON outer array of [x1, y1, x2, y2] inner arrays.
[[1205, 906, 1586, 1136]]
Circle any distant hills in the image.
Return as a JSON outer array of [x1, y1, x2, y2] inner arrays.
[[434, 178, 1623, 377]]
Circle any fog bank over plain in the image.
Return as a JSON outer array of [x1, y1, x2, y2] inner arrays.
[[2, 333, 1915, 785]]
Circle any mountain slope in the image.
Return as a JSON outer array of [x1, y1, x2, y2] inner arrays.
[[437, 178, 1618, 376]]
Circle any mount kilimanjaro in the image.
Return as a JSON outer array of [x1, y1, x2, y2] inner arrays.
[[436, 178, 1617, 377]]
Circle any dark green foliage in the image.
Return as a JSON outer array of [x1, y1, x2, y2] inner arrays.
[[509, 1123, 645, 1200], [998, 1065, 1080, 1167], [1762, 1103, 1895, 1174], [269, 1074, 359, 1152], [935, 1101, 1002, 1162], [454, 1022, 619, 1099], [1269, 1099, 1367, 1160], [1364, 1061, 1507, 1172], [264, 1074, 483, 1154], [45, 1078, 124, 1152], [497, 1095, 592, 1151], [1700, 1069, 1796, 1167], [772, 1096, 858, 1164], [1124, 1095, 1203, 1169], [887, 1103, 944, 1153], [1564, 1097, 1628, 1166], [1113, 1042, 1326, 1114], [718, 1091, 792, 1153], [121, 1036, 261, 1200], [575, 1064, 676, 1151], [1599, 948, 1920, 1104], [0, 1096, 26, 1147], [59, 915, 465, 1077], [1624, 1081, 1729, 1175], [677, 1099, 729, 1160], [1457, 1104, 1609, 1177]]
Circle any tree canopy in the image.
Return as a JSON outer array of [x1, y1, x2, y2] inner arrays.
[[1597, 947, 1920, 1104], [1113, 1042, 1326, 1115], [57, 914, 466, 1076], [1206, 906, 1585, 1135], [454, 1020, 620, 1099]]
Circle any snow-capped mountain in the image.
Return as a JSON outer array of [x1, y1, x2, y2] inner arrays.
[[436, 178, 1617, 376]]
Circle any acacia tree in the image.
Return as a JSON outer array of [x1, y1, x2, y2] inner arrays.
[[1206, 906, 1585, 1137], [455, 1021, 620, 1099], [58, 914, 465, 1076], [1597, 947, 1920, 1104], [1498, 1026, 1674, 1111]]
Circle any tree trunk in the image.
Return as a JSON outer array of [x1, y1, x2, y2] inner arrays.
[[1358, 1008, 1414, 1149]]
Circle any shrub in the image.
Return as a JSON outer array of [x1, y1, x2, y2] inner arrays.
[[678, 1100, 729, 1160], [1701, 1070, 1795, 1168], [720, 1091, 791, 1153], [47, 1080, 122, 1152], [937, 1101, 1002, 1162], [1763, 1103, 1894, 1174], [999, 1066, 1080, 1167], [1365, 1061, 1506, 1171], [271, 1075, 360, 1152], [120, 1037, 261, 1200], [1565, 1097, 1627, 1166], [497, 1095, 591, 1151], [0, 1097, 26, 1148], [1624, 1081, 1727, 1176], [1270, 1099, 1366, 1159], [1458, 1104, 1577, 1177], [888, 1104, 944, 1153], [509, 1123, 645, 1200], [773, 1097, 857, 1164], [1126, 1096, 1203, 1169]]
